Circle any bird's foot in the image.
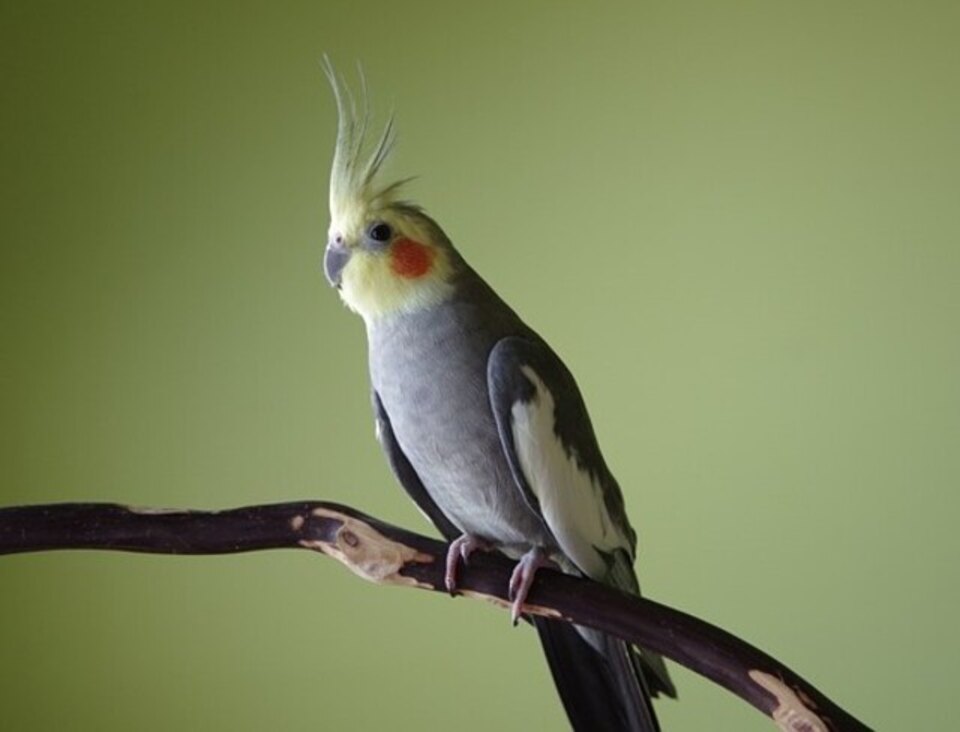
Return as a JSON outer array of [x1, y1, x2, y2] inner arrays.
[[444, 534, 492, 595], [508, 547, 554, 626]]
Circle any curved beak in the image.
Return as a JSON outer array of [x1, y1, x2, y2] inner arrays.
[[324, 239, 351, 289]]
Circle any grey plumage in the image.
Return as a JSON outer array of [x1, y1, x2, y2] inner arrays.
[[369, 269, 553, 556], [323, 68, 675, 731]]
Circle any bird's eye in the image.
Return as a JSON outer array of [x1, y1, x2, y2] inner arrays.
[[368, 222, 393, 242]]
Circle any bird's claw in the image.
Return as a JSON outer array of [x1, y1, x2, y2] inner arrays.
[[444, 534, 491, 595], [508, 547, 552, 626]]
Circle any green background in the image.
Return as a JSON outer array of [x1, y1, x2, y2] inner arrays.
[[2, 2, 957, 729]]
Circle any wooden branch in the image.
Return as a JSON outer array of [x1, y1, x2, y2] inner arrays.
[[0, 501, 871, 732]]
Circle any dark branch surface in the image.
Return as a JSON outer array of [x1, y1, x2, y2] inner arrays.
[[0, 501, 871, 732]]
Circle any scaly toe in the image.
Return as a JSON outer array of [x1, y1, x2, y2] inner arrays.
[[444, 544, 461, 595], [444, 534, 490, 595], [507, 547, 552, 625]]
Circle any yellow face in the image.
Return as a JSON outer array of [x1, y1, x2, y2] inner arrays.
[[324, 203, 456, 321], [322, 63, 456, 321]]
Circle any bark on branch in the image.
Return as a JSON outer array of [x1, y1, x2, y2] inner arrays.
[[0, 501, 870, 732]]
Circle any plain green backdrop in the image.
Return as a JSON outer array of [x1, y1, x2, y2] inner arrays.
[[2, 1, 958, 730]]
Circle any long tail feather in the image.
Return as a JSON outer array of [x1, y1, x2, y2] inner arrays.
[[534, 617, 661, 732]]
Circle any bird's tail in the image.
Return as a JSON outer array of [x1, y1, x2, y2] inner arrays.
[[534, 616, 674, 732]]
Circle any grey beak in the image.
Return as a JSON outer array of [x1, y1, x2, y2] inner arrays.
[[324, 241, 351, 288]]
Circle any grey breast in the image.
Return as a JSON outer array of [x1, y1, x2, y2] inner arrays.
[[366, 289, 554, 551]]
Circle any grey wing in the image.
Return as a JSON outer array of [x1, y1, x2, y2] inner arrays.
[[373, 390, 460, 541], [486, 336, 637, 582], [488, 337, 677, 700]]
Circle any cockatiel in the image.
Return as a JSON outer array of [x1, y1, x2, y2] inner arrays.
[[321, 63, 676, 732]]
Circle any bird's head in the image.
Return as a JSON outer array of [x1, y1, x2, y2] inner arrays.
[[322, 62, 458, 322]]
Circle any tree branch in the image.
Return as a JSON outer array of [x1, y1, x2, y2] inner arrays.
[[0, 501, 870, 732]]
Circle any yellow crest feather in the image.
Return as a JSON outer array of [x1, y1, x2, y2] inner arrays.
[[321, 57, 411, 235]]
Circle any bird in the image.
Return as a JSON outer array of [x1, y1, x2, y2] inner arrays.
[[320, 62, 677, 732]]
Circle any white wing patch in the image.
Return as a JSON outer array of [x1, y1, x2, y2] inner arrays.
[[510, 366, 632, 580]]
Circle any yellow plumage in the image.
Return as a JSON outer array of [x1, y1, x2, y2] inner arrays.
[[322, 59, 455, 322]]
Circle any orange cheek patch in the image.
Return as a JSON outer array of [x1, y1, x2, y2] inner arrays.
[[390, 238, 434, 278]]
